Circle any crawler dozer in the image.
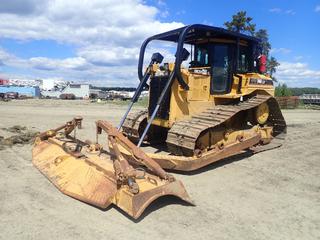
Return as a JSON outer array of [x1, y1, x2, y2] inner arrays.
[[33, 24, 286, 219]]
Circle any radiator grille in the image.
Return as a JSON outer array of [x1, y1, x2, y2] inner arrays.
[[148, 75, 171, 120]]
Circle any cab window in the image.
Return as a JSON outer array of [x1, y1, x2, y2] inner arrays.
[[238, 46, 249, 72], [211, 44, 231, 94], [195, 46, 209, 66]]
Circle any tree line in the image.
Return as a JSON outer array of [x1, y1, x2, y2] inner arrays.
[[274, 84, 320, 97]]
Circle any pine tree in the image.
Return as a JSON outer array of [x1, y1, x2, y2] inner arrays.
[[255, 29, 271, 56], [267, 56, 280, 76], [275, 83, 292, 97], [224, 11, 256, 35], [225, 12, 281, 81]]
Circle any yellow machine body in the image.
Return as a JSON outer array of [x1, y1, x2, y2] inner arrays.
[[122, 30, 286, 165], [32, 24, 286, 220], [150, 64, 274, 129]]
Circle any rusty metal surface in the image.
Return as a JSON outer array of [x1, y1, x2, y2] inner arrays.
[[117, 95, 286, 171], [37, 117, 82, 141], [96, 120, 170, 180], [159, 132, 261, 171], [120, 128, 262, 171], [32, 118, 192, 219], [32, 140, 117, 209]]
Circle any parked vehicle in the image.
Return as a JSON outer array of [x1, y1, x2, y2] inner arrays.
[[59, 93, 76, 100], [5, 92, 19, 99]]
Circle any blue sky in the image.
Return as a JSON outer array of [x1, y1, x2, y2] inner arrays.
[[0, 0, 319, 87], [158, 0, 320, 68]]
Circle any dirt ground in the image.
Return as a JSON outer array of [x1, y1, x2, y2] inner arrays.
[[0, 99, 319, 240]]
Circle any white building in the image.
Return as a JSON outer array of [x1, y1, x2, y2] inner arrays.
[[41, 79, 55, 90], [62, 84, 90, 98], [41, 83, 90, 99], [89, 89, 108, 99]]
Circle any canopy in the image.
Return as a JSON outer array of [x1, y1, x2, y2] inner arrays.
[[138, 24, 260, 89], [145, 24, 259, 43]]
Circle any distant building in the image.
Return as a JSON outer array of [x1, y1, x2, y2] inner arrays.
[[60, 84, 90, 99], [140, 91, 149, 98], [0, 79, 9, 85], [8, 78, 38, 87], [41, 90, 61, 98], [41, 83, 90, 99], [38, 79, 55, 90], [89, 89, 108, 99], [0, 85, 40, 97]]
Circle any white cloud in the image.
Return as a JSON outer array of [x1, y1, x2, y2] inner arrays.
[[78, 46, 140, 66], [294, 56, 303, 61], [0, 42, 179, 87], [270, 48, 292, 54], [315, 5, 320, 12], [269, 8, 282, 13], [0, 48, 11, 61], [29, 57, 89, 71], [0, 47, 89, 71], [0, 0, 183, 45], [269, 8, 296, 15], [202, 20, 214, 26], [157, 0, 166, 7], [285, 9, 296, 15], [160, 10, 169, 18], [0, 47, 141, 86], [0, 47, 27, 68], [176, 10, 186, 15], [0, 0, 184, 86], [0, 0, 48, 15], [275, 61, 320, 87]]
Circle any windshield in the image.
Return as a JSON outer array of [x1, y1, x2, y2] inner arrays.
[[189, 45, 210, 68], [196, 46, 209, 66], [211, 44, 231, 93], [238, 45, 250, 72]]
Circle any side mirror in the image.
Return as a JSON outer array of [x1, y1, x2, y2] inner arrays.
[[151, 52, 164, 64], [181, 48, 190, 62], [175, 48, 190, 62]]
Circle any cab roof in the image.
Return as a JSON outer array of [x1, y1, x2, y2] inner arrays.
[[147, 24, 260, 44]]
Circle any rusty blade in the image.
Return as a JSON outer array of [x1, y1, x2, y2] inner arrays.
[[114, 179, 193, 219], [32, 134, 193, 219], [96, 120, 169, 180], [33, 140, 118, 208]]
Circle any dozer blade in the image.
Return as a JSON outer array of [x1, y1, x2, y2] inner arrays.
[[32, 117, 192, 219]]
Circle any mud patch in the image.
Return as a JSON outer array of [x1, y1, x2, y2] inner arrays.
[[4, 125, 27, 133], [0, 126, 39, 150]]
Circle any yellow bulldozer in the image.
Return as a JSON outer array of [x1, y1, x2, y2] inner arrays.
[[33, 24, 286, 219]]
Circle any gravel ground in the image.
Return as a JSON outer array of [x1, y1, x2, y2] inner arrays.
[[0, 99, 319, 240]]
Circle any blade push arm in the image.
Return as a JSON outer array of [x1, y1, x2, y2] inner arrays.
[[96, 120, 173, 181], [37, 116, 83, 141]]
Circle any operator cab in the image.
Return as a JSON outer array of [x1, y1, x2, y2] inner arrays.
[[138, 24, 261, 95], [136, 24, 263, 130], [189, 41, 255, 94]]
